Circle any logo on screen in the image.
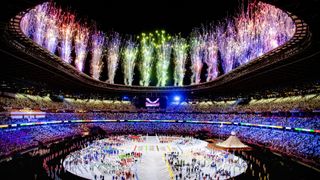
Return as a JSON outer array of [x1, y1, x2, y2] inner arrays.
[[145, 98, 160, 107]]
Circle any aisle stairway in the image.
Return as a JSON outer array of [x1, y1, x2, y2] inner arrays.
[[136, 152, 170, 180]]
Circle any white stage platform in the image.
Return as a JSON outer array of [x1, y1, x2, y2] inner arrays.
[[63, 135, 247, 180]]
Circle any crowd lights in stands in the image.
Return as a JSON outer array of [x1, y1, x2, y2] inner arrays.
[[19, 120, 63, 126], [294, 128, 316, 133], [1, 120, 319, 134], [0, 125, 9, 128], [240, 122, 283, 129], [71, 120, 118, 123], [185, 120, 232, 125], [127, 120, 176, 123]]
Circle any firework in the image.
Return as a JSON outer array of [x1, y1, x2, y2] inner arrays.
[[74, 24, 90, 72], [216, 1, 295, 73], [106, 32, 121, 84], [155, 30, 172, 87], [216, 21, 235, 74], [59, 12, 75, 64], [203, 30, 219, 82], [20, 1, 295, 86], [172, 36, 188, 86], [138, 33, 154, 86], [122, 38, 138, 86], [20, 9, 33, 37], [44, 5, 61, 54], [190, 31, 204, 84], [90, 31, 106, 80], [32, 3, 49, 46]]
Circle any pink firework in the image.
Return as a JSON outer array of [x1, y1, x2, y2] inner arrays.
[[59, 12, 76, 64], [44, 4, 61, 54], [32, 3, 49, 46], [90, 30, 106, 80], [190, 31, 204, 84], [74, 24, 90, 72], [203, 30, 219, 82]]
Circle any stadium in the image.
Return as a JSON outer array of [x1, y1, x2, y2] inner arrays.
[[0, 0, 319, 179]]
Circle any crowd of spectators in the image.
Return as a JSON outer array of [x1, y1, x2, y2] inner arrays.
[[0, 93, 136, 112], [1, 92, 319, 113], [0, 124, 87, 158], [0, 122, 319, 166], [0, 133, 101, 179], [0, 92, 319, 168], [233, 94, 320, 112], [1, 112, 319, 130]]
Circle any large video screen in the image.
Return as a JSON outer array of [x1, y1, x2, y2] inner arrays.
[[133, 96, 167, 108], [145, 98, 160, 107]]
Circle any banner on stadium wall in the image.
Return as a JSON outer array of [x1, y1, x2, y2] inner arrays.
[[0, 91, 16, 98], [9, 109, 46, 119]]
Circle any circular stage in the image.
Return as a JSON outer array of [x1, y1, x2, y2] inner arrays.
[[63, 135, 247, 180]]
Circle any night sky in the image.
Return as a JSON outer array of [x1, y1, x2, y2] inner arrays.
[[55, 0, 240, 37]]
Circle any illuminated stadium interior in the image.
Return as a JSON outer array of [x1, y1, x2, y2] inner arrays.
[[0, 0, 320, 179]]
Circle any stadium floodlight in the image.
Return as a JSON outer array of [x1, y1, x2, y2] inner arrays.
[[174, 96, 181, 102]]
